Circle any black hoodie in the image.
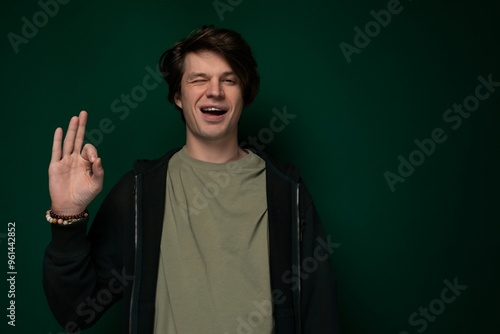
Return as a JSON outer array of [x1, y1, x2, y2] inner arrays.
[[43, 147, 340, 333]]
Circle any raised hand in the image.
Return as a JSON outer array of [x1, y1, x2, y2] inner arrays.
[[49, 111, 104, 216]]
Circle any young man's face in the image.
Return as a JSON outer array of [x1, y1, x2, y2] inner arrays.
[[175, 50, 244, 143]]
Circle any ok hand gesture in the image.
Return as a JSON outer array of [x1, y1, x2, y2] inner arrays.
[[48, 111, 104, 216]]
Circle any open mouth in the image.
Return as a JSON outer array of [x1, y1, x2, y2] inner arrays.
[[200, 107, 228, 116], [199, 106, 229, 122]]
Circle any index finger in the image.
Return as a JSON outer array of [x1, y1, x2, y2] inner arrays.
[[74, 110, 88, 154]]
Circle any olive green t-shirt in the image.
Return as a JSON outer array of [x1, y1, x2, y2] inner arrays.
[[154, 147, 273, 334]]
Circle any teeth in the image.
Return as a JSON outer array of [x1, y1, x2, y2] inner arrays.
[[202, 107, 223, 112]]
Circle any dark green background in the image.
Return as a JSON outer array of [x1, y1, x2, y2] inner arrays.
[[1, 0, 499, 333]]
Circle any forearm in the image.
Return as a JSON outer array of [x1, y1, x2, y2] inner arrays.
[[43, 220, 99, 332], [43, 207, 126, 332]]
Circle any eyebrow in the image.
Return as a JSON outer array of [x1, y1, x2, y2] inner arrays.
[[186, 71, 237, 81]]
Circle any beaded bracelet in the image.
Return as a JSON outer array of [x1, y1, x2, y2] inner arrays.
[[46, 208, 89, 225]]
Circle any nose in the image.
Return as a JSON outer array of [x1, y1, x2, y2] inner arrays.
[[206, 78, 224, 99]]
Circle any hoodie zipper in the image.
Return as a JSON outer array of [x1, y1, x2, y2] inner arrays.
[[129, 175, 139, 334], [295, 182, 302, 334]]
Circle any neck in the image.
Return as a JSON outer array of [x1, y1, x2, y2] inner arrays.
[[184, 135, 247, 163]]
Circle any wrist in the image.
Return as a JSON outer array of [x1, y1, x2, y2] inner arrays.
[[50, 204, 87, 216]]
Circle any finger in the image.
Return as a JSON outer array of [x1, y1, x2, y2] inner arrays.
[[62, 116, 79, 156], [74, 110, 88, 154], [81, 143, 98, 163], [50, 127, 63, 163]]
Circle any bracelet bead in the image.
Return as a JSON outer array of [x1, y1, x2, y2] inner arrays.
[[45, 209, 88, 225]]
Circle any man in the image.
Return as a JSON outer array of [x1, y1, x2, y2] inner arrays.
[[43, 25, 340, 333]]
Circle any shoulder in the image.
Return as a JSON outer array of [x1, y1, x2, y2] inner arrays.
[[248, 148, 301, 183]]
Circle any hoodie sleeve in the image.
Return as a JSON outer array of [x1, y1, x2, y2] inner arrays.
[[42, 171, 135, 333], [299, 178, 341, 333]]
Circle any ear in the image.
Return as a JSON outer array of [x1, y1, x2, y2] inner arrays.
[[174, 91, 183, 109]]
